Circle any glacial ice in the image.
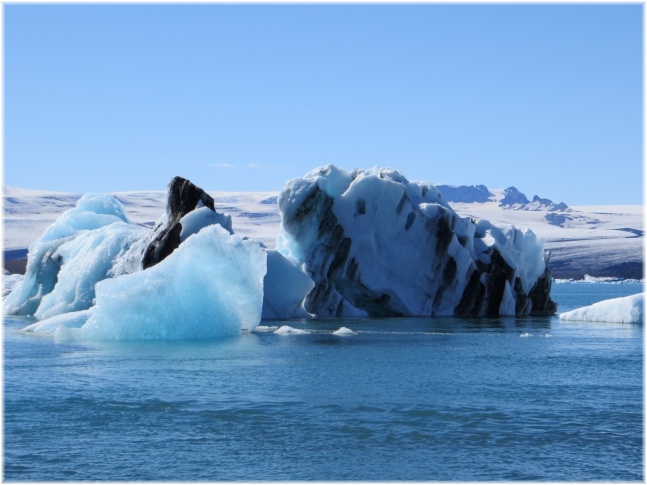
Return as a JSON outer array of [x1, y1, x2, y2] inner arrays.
[[559, 293, 644, 324], [25, 225, 267, 339], [262, 250, 314, 318], [179, 205, 233, 241], [84, 225, 265, 339], [24, 309, 95, 335], [276, 165, 555, 317], [3, 270, 23, 298], [6, 187, 269, 339], [4, 194, 148, 317], [333, 327, 357, 336]]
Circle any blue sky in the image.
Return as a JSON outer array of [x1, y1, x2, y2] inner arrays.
[[4, 3, 643, 205]]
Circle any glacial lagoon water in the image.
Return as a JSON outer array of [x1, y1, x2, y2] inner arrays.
[[3, 283, 643, 481]]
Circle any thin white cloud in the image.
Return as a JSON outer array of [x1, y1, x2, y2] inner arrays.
[[247, 163, 290, 170], [211, 163, 236, 169]]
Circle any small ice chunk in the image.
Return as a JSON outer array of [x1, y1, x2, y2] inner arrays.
[[333, 327, 356, 336], [179, 206, 233, 241], [273, 325, 310, 335], [23, 309, 94, 334]]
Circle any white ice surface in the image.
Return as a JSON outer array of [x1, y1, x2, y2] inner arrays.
[[179, 206, 233, 241], [559, 293, 644, 324], [274, 325, 310, 335]]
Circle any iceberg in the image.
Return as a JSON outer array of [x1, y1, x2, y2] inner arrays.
[[4, 193, 148, 317], [24, 225, 267, 339], [276, 165, 556, 318], [5, 176, 294, 339], [559, 293, 644, 324]]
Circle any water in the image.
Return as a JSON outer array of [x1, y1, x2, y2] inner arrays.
[[4, 283, 643, 481]]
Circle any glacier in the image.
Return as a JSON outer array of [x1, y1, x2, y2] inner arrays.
[[276, 165, 556, 317], [559, 293, 644, 324]]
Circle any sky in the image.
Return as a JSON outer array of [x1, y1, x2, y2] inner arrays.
[[3, 3, 643, 205]]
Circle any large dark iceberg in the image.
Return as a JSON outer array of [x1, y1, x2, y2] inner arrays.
[[276, 166, 556, 318]]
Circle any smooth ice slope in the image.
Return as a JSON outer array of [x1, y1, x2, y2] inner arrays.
[[559, 293, 644, 324], [277, 165, 555, 317], [262, 249, 314, 318], [25, 225, 267, 339], [4, 194, 147, 317]]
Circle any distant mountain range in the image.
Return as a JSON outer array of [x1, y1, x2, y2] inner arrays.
[[434, 184, 569, 212]]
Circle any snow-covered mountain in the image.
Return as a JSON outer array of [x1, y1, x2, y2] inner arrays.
[[436, 185, 643, 280], [3, 183, 643, 280]]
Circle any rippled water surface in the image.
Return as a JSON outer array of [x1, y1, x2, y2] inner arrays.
[[4, 283, 643, 480]]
